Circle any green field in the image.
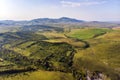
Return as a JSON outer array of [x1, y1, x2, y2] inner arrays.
[[67, 28, 112, 40]]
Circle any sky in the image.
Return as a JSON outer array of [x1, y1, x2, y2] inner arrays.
[[0, 0, 120, 21]]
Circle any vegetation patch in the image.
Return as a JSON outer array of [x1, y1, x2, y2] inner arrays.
[[67, 28, 112, 40]]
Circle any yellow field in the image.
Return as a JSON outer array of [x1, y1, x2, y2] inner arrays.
[[0, 70, 74, 80]]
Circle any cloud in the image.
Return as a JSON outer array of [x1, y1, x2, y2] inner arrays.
[[61, 1, 81, 7], [60, 0, 107, 7]]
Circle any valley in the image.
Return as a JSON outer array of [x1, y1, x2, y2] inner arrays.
[[0, 18, 120, 80]]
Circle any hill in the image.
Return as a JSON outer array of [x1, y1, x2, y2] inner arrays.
[[0, 17, 119, 29], [0, 21, 120, 80], [0, 17, 84, 26]]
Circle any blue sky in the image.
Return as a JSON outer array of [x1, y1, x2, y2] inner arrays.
[[0, 0, 120, 21]]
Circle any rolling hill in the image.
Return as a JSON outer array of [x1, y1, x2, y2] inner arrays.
[[0, 17, 119, 29], [0, 18, 120, 80]]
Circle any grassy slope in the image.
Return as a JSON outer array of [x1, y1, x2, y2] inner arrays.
[[72, 29, 120, 80], [0, 70, 74, 80], [42, 29, 120, 79], [0, 27, 20, 33], [67, 28, 112, 40], [0, 28, 120, 80], [4, 41, 35, 56], [40, 32, 87, 48]]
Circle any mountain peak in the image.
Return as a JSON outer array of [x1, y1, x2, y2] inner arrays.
[[59, 17, 84, 23], [59, 17, 72, 19]]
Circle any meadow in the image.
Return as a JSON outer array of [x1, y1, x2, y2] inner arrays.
[[0, 27, 120, 80]]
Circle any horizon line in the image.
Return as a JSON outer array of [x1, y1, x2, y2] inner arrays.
[[0, 17, 120, 22]]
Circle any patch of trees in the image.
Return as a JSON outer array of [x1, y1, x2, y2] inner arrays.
[[0, 48, 32, 67], [0, 41, 76, 73], [28, 41, 76, 72], [0, 68, 36, 76]]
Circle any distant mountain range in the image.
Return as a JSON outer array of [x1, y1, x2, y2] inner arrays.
[[0, 17, 120, 28], [0, 17, 84, 26]]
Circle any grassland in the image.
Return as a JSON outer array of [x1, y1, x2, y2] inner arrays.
[[0, 70, 74, 80], [67, 28, 112, 40], [71, 28, 120, 80], [0, 27, 120, 80]]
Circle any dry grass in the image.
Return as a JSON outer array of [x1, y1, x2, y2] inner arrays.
[[0, 70, 75, 80]]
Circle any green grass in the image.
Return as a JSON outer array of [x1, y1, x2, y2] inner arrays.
[[97, 30, 120, 41], [73, 30, 120, 80], [67, 28, 112, 40], [44, 38, 86, 48]]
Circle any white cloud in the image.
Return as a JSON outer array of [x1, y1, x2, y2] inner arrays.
[[61, 1, 81, 7], [60, 0, 107, 7]]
